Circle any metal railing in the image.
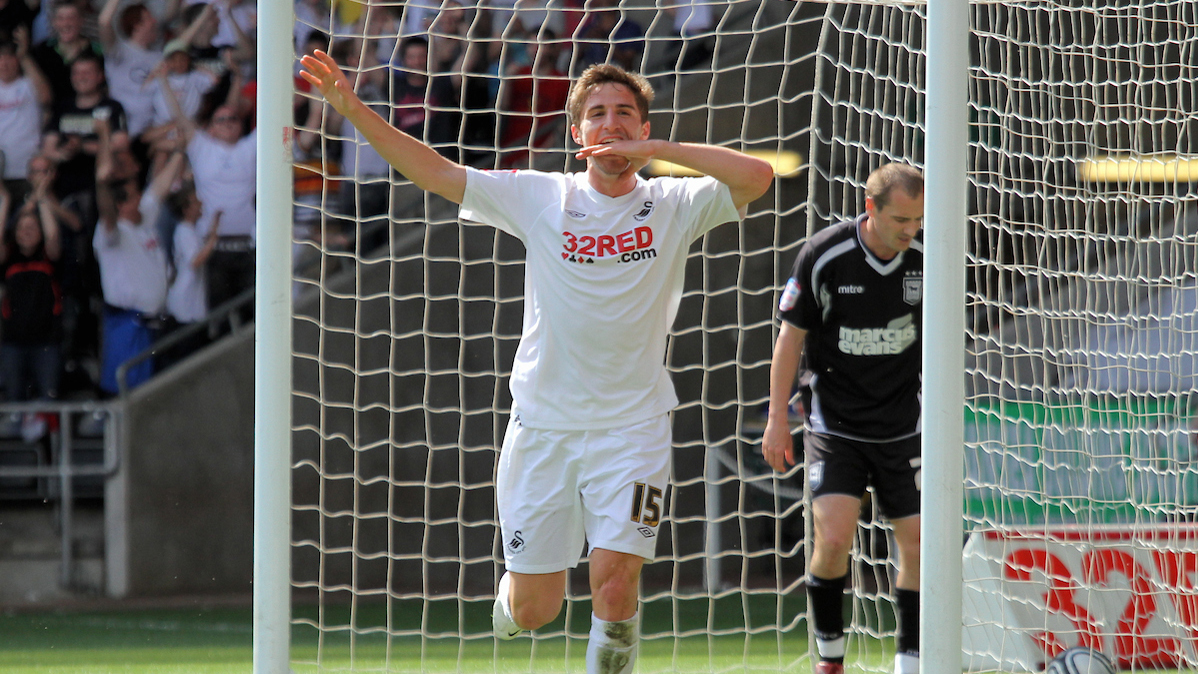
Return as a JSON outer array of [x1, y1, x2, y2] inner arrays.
[[116, 287, 255, 395], [0, 400, 120, 589]]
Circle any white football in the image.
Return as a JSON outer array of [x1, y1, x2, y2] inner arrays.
[[1044, 647, 1117, 674]]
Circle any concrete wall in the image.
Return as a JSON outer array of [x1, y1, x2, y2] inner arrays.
[[108, 333, 256, 597]]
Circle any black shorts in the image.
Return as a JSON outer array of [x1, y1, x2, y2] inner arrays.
[[803, 431, 921, 520]]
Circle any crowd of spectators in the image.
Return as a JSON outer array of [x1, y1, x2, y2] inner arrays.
[[0, 0, 716, 408]]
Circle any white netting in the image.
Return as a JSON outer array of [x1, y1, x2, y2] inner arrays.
[[283, 0, 1198, 672], [289, 1, 814, 672]]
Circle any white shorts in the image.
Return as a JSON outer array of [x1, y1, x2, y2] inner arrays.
[[495, 413, 672, 574]]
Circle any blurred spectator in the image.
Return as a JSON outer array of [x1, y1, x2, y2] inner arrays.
[[294, 0, 333, 56], [427, 0, 468, 74], [0, 186, 62, 402], [298, 40, 389, 237], [424, 0, 481, 155], [355, 3, 399, 70], [0, 27, 51, 206], [499, 34, 568, 167], [571, 0, 643, 74], [455, 1, 500, 165], [147, 39, 217, 130], [175, 2, 224, 75], [31, 1, 103, 105], [660, 0, 714, 73], [163, 184, 218, 361], [0, 0, 40, 36], [211, 0, 255, 52], [42, 52, 128, 221], [92, 118, 179, 395], [294, 29, 328, 78], [158, 61, 256, 314], [392, 37, 433, 139], [98, 0, 161, 142], [22, 153, 89, 394], [399, 0, 439, 37], [292, 80, 340, 266]]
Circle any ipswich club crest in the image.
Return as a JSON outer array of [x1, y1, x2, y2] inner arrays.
[[902, 273, 923, 305]]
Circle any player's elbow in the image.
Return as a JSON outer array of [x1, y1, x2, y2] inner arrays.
[[734, 159, 775, 207]]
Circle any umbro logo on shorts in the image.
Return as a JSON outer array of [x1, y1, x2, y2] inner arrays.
[[507, 530, 525, 554], [637, 526, 655, 538]]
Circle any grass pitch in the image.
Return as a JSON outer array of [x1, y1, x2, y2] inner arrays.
[[0, 594, 883, 674]]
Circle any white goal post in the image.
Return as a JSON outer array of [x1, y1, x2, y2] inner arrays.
[[252, 0, 1198, 673]]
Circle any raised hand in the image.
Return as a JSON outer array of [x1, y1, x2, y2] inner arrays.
[[576, 139, 661, 175], [299, 50, 358, 116]]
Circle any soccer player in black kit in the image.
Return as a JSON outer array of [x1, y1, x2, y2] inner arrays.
[[761, 163, 925, 674]]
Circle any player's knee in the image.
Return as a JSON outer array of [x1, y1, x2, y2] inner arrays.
[[816, 530, 856, 559], [511, 596, 563, 631], [591, 572, 639, 619]]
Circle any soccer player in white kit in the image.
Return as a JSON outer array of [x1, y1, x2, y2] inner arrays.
[[300, 51, 774, 674]]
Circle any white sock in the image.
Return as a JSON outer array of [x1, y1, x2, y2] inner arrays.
[[816, 635, 846, 660], [492, 572, 521, 639], [585, 613, 639, 674], [895, 651, 919, 674]]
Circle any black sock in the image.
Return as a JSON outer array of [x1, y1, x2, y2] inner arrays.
[[807, 574, 848, 663], [896, 588, 919, 655]]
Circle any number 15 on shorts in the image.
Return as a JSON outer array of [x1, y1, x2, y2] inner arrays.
[[630, 482, 663, 527]]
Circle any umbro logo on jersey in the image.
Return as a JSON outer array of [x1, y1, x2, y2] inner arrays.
[[566, 209, 586, 219], [637, 526, 655, 538], [633, 201, 655, 221]]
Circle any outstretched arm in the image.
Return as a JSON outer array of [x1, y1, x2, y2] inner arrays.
[[97, 0, 121, 51], [299, 49, 467, 204], [577, 140, 774, 209], [147, 149, 186, 200], [14, 27, 51, 107], [94, 119, 119, 231], [761, 321, 806, 473], [156, 64, 197, 144]]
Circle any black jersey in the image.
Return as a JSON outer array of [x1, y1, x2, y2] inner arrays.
[[778, 215, 923, 441]]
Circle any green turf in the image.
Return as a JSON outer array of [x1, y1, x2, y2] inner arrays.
[[0, 595, 893, 673]]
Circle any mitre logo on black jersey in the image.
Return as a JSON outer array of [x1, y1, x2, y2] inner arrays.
[[838, 313, 917, 356]]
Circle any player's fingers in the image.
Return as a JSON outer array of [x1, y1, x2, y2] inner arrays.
[[299, 57, 327, 80], [298, 70, 321, 89], [316, 50, 341, 72]]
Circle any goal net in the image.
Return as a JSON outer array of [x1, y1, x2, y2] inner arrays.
[[281, 0, 1198, 672]]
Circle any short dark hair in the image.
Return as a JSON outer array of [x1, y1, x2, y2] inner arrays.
[[865, 163, 924, 211], [400, 36, 428, 58], [112, 179, 140, 208], [566, 63, 653, 127], [118, 4, 149, 37], [167, 182, 196, 218], [182, 2, 206, 26], [72, 51, 105, 74]]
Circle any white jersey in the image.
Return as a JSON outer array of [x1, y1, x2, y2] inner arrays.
[[105, 39, 161, 137], [166, 222, 207, 322], [189, 129, 257, 239], [0, 77, 41, 180], [150, 70, 216, 127], [459, 167, 739, 430], [93, 192, 169, 314]]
